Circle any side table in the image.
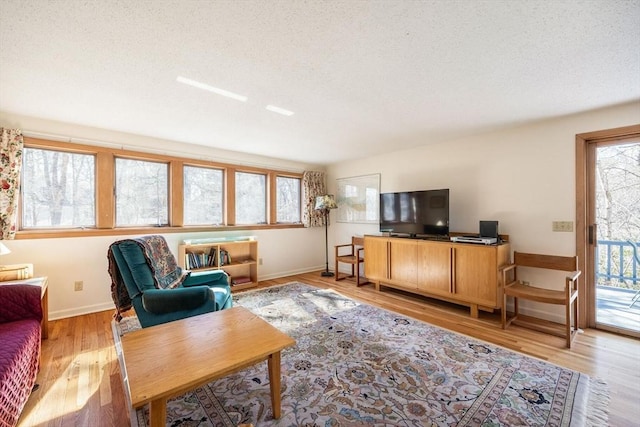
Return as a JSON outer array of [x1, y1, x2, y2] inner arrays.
[[0, 276, 48, 339]]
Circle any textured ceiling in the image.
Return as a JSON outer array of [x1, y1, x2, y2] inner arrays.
[[1, 0, 639, 165]]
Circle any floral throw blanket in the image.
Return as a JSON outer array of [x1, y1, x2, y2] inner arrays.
[[134, 235, 189, 290]]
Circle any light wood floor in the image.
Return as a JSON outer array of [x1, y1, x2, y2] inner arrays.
[[18, 272, 640, 427]]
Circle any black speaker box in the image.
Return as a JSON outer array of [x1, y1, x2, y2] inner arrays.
[[479, 221, 499, 239]]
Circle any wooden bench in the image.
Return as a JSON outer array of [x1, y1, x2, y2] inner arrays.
[[501, 252, 581, 348]]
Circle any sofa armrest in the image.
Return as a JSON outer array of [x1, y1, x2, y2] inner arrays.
[[0, 284, 43, 323], [141, 287, 210, 315], [182, 270, 230, 288]]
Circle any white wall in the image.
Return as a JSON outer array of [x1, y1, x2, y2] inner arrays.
[[1, 229, 327, 320], [2, 102, 639, 322], [0, 112, 328, 319], [327, 100, 640, 322], [0, 111, 314, 172]]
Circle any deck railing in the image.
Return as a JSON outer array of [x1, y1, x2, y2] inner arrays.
[[596, 240, 639, 287]]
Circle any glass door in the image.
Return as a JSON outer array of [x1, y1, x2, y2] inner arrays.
[[591, 138, 640, 336]]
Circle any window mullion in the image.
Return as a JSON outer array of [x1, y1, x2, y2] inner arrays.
[[269, 172, 277, 225], [226, 167, 236, 226], [96, 152, 114, 228], [171, 161, 184, 227]]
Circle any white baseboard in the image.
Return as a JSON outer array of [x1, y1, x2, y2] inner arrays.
[[258, 265, 326, 281], [50, 302, 115, 321], [49, 266, 327, 320]]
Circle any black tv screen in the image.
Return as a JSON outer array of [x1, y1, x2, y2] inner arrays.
[[379, 189, 449, 237]]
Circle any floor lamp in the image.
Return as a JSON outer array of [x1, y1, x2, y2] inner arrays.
[[315, 194, 338, 277]]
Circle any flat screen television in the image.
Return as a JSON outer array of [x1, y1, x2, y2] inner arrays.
[[379, 189, 449, 237]]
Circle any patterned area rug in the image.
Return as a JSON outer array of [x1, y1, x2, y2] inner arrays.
[[113, 282, 609, 426]]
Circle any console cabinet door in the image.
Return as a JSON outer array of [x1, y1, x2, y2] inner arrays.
[[364, 237, 389, 280], [417, 242, 452, 295], [388, 239, 417, 288], [453, 245, 497, 307]]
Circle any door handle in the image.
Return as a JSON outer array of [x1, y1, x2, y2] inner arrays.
[[589, 224, 597, 245]]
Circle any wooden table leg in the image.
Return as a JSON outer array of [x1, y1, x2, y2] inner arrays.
[[268, 351, 282, 419], [469, 303, 478, 319], [41, 285, 49, 339], [149, 397, 167, 427]]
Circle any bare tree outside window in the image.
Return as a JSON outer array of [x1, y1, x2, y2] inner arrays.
[[276, 176, 301, 223], [596, 143, 640, 241], [595, 142, 640, 288], [235, 171, 266, 224], [22, 147, 95, 228], [184, 165, 224, 225], [116, 158, 168, 226]]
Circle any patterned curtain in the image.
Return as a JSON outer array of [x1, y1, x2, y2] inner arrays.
[[302, 171, 326, 227], [0, 128, 24, 240]]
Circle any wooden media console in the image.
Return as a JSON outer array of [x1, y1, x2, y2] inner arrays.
[[364, 235, 511, 317]]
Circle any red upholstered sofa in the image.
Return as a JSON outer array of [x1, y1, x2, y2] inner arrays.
[[0, 284, 42, 427]]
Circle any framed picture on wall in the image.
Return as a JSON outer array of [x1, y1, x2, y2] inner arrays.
[[336, 173, 380, 223]]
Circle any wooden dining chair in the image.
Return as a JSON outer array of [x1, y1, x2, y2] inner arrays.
[[334, 236, 368, 286]]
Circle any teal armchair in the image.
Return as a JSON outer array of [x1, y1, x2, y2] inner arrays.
[[108, 236, 232, 328]]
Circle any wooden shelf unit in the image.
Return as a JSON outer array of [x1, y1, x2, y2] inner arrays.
[[178, 240, 258, 291], [364, 235, 511, 318]]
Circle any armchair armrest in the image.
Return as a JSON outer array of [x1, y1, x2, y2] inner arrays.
[[0, 284, 43, 323], [565, 270, 581, 295], [141, 287, 210, 314], [500, 263, 516, 272], [500, 263, 517, 287], [566, 270, 581, 282], [335, 244, 355, 257], [335, 244, 353, 249], [182, 270, 230, 288]]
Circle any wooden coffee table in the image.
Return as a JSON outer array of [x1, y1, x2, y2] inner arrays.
[[120, 306, 295, 427]]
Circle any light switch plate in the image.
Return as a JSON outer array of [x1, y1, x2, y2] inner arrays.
[[552, 221, 574, 232]]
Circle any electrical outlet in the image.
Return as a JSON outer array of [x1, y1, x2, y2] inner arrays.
[[74, 280, 83, 291], [522, 281, 530, 286], [552, 221, 574, 232], [259, 258, 263, 265]]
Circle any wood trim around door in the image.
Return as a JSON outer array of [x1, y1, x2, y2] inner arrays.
[[575, 124, 640, 329]]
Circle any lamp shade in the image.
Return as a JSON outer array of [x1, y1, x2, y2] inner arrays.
[[0, 242, 10, 256], [315, 194, 337, 210]]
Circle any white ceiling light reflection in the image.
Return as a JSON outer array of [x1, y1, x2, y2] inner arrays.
[[265, 105, 295, 116], [176, 76, 248, 102]]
